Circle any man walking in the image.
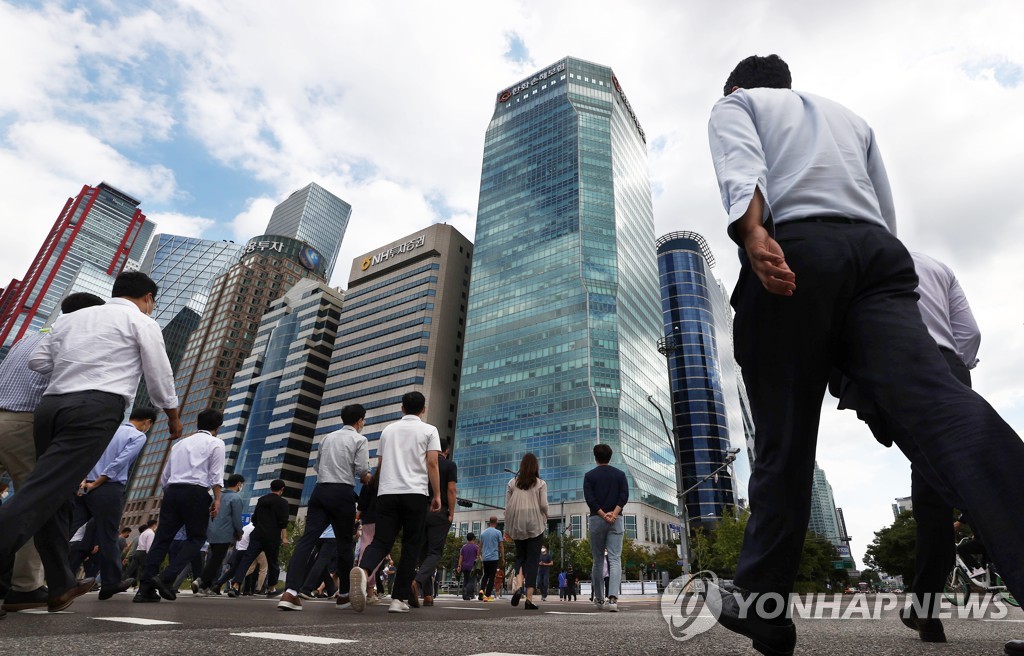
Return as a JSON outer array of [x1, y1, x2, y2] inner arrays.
[[707, 54, 1024, 656], [228, 479, 290, 598], [413, 438, 457, 606], [0, 292, 105, 613], [537, 546, 553, 601], [71, 406, 155, 599], [457, 533, 480, 601], [124, 520, 157, 582], [135, 409, 224, 602], [348, 391, 441, 614], [195, 473, 245, 595], [584, 443, 628, 612], [278, 404, 369, 611], [477, 516, 503, 602]]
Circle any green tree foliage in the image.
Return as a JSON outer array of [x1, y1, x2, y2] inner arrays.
[[650, 543, 683, 580], [279, 518, 304, 567], [620, 537, 651, 579], [707, 509, 748, 576], [864, 510, 917, 584]]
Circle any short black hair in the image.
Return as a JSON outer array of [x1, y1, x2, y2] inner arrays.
[[724, 54, 792, 96], [130, 406, 158, 423], [226, 473, 245, 488], [196, 408, 224, 432], [341, 403, 366, 426], [270, 479, 286, 492], [439, 438, 450, 453], [112, 271, 158, 300], [120, 527, 131, 534], [401, 391, 426, 415], [466, 532, 475, 541], [593, 443, 613, 464], [61, 292, 105, 314], [145, 519, 158, 528]]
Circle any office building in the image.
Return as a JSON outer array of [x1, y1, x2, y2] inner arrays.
[[809, 461, 844, 546], [892, 496, 913, 519], [265, 182, 352, 279], [122, 234, 329, 525], [656, 231, 754, 533], [0, 183, 149, 357], [306, 224, 472, 505], [453, 57, 673, 547], [219, 278, 343, 516]]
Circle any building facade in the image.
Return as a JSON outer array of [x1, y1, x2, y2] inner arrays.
[[809, 461, 844, 546], [265, 182, 352, 280], [122, 235, 329, 525], [0, 182, 149, 357], [453, 57, 674, 547], [306, 224, 472, 506]]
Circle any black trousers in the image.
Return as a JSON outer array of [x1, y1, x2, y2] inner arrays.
[[124, 550, 147, 580], [357, 493, 428, 602], [284, 483, 355, 594], [480, 559, 499, 597], [732, 220, 1024, 600], [414, 510, 451, 596], [233, 536, 281, 587], [0, 391, 124, 594], [214, 548, 244, 587], [200, 543, 232, 587], [70, 482, 127, 591], [141, 484, 211, 593], [513, 535, 543, 592], [302, 539, 338, 594]]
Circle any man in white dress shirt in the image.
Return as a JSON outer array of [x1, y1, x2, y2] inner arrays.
[[0, 272, 180, 612], [135, 408, 224, 603], [706, 54, 1024, 656]]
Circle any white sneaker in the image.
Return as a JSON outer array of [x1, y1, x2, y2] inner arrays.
[[594, 598, 604, 609], [366, 592, 381, 605], [349, 568, 368, 613], [388, 598, 410, 613], [606, 598, 618, 612]]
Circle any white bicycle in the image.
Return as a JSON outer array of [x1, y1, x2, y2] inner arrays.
[[943, 537, 1018, 607]]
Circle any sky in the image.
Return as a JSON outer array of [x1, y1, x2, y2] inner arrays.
[[1, 0, 1022, 569]]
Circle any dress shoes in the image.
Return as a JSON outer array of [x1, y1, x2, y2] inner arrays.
[[48, 578, 96, 612], [277, 591, 302, 611], [2, 586, 49, 611], [705, 583, 797, 656], [132, 590, 161, 603], [408, 581, 421, 608], [1005, 640, 1024, 655], [99, 579, 136, 601], [900, 613, 946, 642], [150, 576, 177, 601], [422, 594, 434, 606]]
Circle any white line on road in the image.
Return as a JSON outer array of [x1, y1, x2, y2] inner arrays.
[[544, 611, 600, 615], [445, 606, 490, 611], [984, 619, 1024, 622], [231, 632, 358, 644], [16, 609, 73, 614], [467, 653, 544, 656], [92, 617, 182, 625]]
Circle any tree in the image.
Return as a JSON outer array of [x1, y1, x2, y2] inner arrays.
[[279, 518, 304, 567], [690, 526, 712, 573], [864, 510, 916, 585], [796, 532, 839, 592], [620, 537, 650, 580], [651, 543, 682, 580], [708, 508, 749, 576]]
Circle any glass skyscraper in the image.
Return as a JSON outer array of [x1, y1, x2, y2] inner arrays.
[[809, 461, 844, 547], [454, 57, 674, 546], [265, 182, 352, 280]]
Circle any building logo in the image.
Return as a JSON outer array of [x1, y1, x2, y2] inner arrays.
[[496, 61, 566, 103], [361, 235, 427, 271], [660, 571, 721, 642], [611, 75, 646, 143], [361, 257, 372, 271], [298, 246, 321, 271]]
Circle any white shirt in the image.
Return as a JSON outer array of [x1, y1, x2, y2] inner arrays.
[[377, 415, 442, 497], [138, 527, 156, 552], [316, 425, 369, 486], [27, 298, 178, 409], [237, 522, 255, 550], [708, 88, 896, 239], [160, 430, 225, 490], [911, 252, 981, 369]]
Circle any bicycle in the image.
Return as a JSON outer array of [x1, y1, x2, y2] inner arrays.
[[943, 537, 1018, 607]]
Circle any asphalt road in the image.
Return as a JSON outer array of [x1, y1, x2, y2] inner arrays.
[[1, 592, 1022, 655]]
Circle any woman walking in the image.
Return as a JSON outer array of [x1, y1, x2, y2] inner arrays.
[[504, 453, 548, 610]]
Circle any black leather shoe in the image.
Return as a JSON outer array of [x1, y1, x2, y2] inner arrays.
[[99, 579, 136, 601], [900, 614, 946, 642], [1005, 640, 1024, 655], [132, 590, 161, 603], [2, 586, 49, 611], [705, 583, 796, 656], [150, 576, 177, 601]]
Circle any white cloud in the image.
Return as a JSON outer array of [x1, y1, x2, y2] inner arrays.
[[229, 196, 278, 243], [146, 211, 216, 238]]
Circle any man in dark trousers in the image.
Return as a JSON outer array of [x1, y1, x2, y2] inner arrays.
[[583, 443, 628, 612], [706, 54, 1024, 656], [413, 438, 457, 606], [477, 516, 503, 601], [135, 408, 224, 602], [195, 473, 245, 595], [229, 478, 290, 598]]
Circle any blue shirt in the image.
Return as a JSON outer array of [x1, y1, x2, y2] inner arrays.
[[583, 464, 629, 516], [480, 526, 502, 561], [0, 331, 49, 412], [320, 525, 335, 539], [86, 422, 147, 484]]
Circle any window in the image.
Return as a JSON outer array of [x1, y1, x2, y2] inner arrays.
[[570, 514, 582, 540], [624, 514, 637, 540]]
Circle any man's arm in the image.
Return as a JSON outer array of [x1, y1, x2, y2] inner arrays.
[[731, 189, 795, 296], [230, 495, 244, 539], [26, 333, 54, 374], [948, 276, 981, 369], [446, 481, 457, 523], [865, 128, 897, 236], [135, 320, 182, 438], [210, 484, 222, 519], [93, 431, 147, 489], [207, 443, 226, 513], [426, 449, 441, 512], [355, 438, 371, 484], [583, 471, 596, 514], [277, 496, 290, 544]]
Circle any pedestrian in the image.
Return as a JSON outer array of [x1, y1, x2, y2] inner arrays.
[[564, 566, 577, 601], [356, 468, 385, 605], [494, 567, 505, 600], [195, 473, 245, 595], [504, 452, 549, 610], [117, 527, 132, 562], [0, 292, 106, 614], [0, 272, 182, 613], [537, 545, 553, 601], [135, 408, 224, 603], [124, 520, 157, 582], [477, 516, 504, 601], [558, 568, 567, 600], [70, 405, 155, 600], [212, 521, 253, 594], [457, 533, 480, 600], [706, 54, 1024, 656], [413, 438, 457, 607], [278, 404, 370, 611], [583, 443, 628, 612], [348, 391, 442, 614], [228, 478, 290, 598], [299, 525, 339, 599]]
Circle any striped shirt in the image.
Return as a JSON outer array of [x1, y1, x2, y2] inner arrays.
[[0, 332, 49, 412]]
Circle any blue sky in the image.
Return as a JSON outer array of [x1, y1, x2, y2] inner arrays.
[[1, 0, 1023, 569]]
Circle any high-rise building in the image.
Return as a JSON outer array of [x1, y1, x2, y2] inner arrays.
[[454, 57, 673, 547], [892, 496, 913, 519], [265, 182, 352, 279], [656, 231, 754, 533], [306, 224, 472, 506], [809, 461, 844, 546], [122, 234, 329, 525], [0, 183, 149, 357], [220, 278, 343, 516]]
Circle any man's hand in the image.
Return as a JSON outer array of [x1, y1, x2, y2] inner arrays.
[[743, 225, 796, 296], [210, 499, 220, 519], [448, 511, 455, 524], [430, 494, 441, 513], [167, 416, 184, 439]]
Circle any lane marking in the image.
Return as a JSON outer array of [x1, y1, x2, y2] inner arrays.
[[92, 617, 182, 625], [16, 609, 73, 614], [445, 606, 490, 611], [467, 653, 544, 656], [984, 619, 1024, 622], [231, 632, 358, 644], [544, 611, 600, 615]]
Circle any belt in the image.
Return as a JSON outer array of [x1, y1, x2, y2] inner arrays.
[[784, 216, 868, 225]]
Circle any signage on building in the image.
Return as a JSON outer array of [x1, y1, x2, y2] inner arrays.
[[241, 234, 328, 278], [360, 235, 427, 271], [497, 62, 567, 102], [298, 245, 321, 272], [244, 239, 284, 254], [611, 76, 646, 143], [837, 545, 852, 558]]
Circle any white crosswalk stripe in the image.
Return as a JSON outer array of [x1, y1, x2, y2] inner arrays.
[[231, 632, 358, 644], [91, 617, 181, 625]]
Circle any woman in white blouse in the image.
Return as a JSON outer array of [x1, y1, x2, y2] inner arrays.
[[504, 452, 549, 610]]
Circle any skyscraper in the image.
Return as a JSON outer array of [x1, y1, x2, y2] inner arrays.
[[656, 231, 754, 532], [220, 278, 344, 516], [454, 57, 673, 546], [809, 461, 844, 546], [0, 182, 149, 356], [265, 182, 352, 279]]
